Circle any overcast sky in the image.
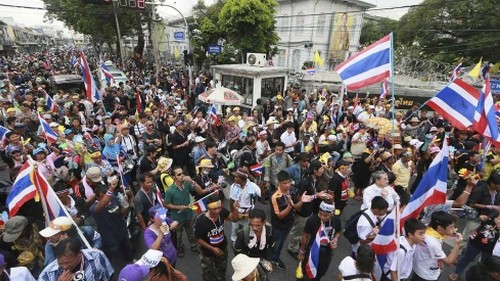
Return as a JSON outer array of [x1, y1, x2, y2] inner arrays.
[[0, 0, 422, 29]]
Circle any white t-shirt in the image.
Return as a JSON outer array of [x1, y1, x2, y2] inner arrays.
[[352, 210, 377, 253], [493, 238, 500, 257], [383, 237, 416, 279], [361, 184, 400, 211], [280, 131, 297, 153], [413, 235, 446, 280], [255, 140, 269, 160], [339, 256, 372, 281], [10, 266, 35, 281], [229, 180, 261, 212]]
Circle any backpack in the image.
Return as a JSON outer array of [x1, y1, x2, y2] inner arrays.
[[343, 209, 375, 244], [233, 147, 254, 168]]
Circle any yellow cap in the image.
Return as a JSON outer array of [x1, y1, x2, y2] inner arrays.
[[6, 108, 15, 113], [276, 95, 283, 100], [228, 116, 237, 122]]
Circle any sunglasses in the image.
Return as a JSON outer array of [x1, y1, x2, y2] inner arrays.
[[176, 173, 184, 176]]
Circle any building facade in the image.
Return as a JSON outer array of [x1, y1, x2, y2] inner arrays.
[[273, 0, 375, 71]]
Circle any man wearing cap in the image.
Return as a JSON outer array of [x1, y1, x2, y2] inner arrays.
[[194, 196, 239, 281], [192, 136, 207, 165], [329, 160, 352, 214], [229, 167, 261, 244], [405, 117, 420, 139], [255, 130, 271, 162], [297, 201, 342, 280], [357, 105, 374, 123], [232, 107, 242, 123], [74, 166, 102, 205], [38, 238, 114, 281], [118, 263, 150, 281]]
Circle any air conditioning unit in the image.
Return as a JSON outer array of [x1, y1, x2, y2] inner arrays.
[[246, 53, 267, 67]]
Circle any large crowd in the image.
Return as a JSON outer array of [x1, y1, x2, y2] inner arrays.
[[0, 48, 498, 281]]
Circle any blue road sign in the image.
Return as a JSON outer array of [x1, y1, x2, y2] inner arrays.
[[491, 80, 500, 94], [173, 31, 185, 41], [208, 45, 222, 55]]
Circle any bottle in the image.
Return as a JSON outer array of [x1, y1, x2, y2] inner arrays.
[[162, 222, 170, 235]]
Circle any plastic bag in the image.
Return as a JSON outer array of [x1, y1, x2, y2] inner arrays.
[[295, 261, 303, 279]]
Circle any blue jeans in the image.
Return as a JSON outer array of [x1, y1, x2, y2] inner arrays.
[[455, 242, 490, 275], [271, 225, 292, 261]]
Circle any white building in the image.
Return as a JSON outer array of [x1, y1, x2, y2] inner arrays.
[[163, 18, 189, 60], [274, 0, 375, 71]]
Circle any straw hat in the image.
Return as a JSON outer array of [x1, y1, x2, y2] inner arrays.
[[197, 159, 214, 169], [157, 157, 173, 173]]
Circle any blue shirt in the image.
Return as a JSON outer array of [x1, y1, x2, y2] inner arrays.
[[38, 249, 114, 281]]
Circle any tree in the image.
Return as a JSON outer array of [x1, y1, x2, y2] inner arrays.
[[397, 0, 500, 63], [190, 0, 279, 67], [218, 0, 279, 61], [42, 0, 146, 58], [360, 17, 398, 46]]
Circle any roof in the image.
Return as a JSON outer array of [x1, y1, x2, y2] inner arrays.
[[276, 0, 375, 9], [211, 64, 291, 76]]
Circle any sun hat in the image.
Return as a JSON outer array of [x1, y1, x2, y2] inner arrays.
[[393, 144, 403, 150], [157, 157, 173, 172], [231, 254, 260, 281], [39, 216, 73, 238], [232, 107, 240, 112], [2, 216, 28, 243], [118, 264, 150, 281], [86, 166, 102, 183], [319, 152, 332, 165], [409, 117, 420, 123]]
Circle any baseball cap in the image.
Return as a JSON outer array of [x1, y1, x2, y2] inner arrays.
[[118, 264, 149, 281], [135, 249, 163, 268], [39, 216, 73, 238], [86, 167, 102, 183]]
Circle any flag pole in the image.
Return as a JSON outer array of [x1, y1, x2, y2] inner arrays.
[[389, 32, 396, 147], [29, 158, 92, 249], [178, 190, 219, 213], [395, 201, 401, 281]]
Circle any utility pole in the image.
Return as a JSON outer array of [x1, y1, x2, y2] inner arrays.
[[112, 0, 123, 62]]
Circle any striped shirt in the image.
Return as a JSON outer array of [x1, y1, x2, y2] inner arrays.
[[38, 249, 114, 281]]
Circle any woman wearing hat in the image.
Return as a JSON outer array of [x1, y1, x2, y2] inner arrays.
[[297, 201, 341, 281], [145, 207, 179, 267], [193, 159, 220, 201]]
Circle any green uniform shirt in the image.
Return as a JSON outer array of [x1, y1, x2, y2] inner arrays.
[[164, 181, 195, 223]]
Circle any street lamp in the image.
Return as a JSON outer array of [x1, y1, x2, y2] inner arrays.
[[111, 0, 124, 61]]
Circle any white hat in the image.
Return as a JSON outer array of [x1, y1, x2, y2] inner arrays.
[[259, 130, 267, 136], [430, 126, 438, 132], [195, 136, 206, 143], [231, 254, 260, 281], [39, 216, 73, 238], [135, 249, 163, 268], [409, 139, 423, 149], [348, 106, 354, 110], [49, 122, 59, 127], [393, 144, 403, 150], [327, 135, 337, 142]]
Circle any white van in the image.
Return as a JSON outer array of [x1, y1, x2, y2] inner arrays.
[[100, 61, 128, 88]]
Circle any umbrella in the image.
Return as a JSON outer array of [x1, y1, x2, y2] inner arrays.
[[198, 87, 244, 106], [364, 117, 400, 135]]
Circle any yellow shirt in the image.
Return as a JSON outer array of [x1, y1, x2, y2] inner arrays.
[[392, 159, 413, 188]]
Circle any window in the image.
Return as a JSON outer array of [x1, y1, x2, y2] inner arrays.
[[261, 77, 285, 101], [295, 12, 304, 36], [292, 49, 301, 70], [221, 75, 254, 106], [317, 14, 326, 36], [277, 49, 286, 67]]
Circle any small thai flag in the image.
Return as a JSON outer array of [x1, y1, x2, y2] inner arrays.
[[250, 163, 264, 176], [80, 51, 102, 103], [42, 90, 58, 112], [38, 113, 59, 144], [192, 197, 210, 214], [100, 61, 116, 84], [209, 105, 219, 126], [306, 67, 316, 75], [449, 61, 462, 81]]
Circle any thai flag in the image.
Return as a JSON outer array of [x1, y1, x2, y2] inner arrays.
[[100, 61, 115, 84], [79, 51, 102, 103], [136, 91, 143, 113], [34, 165, 65, 221], [400, 137, 449, 226], [305, 223, 328, 279], [192, 196, 210, 214], [38, 113, 59, 144], [250, 163, 264, 176], [0, 125, 10, 141], [372, 208, 398, 280], [70, 56, 78, 68], [191, 106, 199, 117], [335, 33, 392, 91], [473, 77, 500, 147], [6, 162, 37, 216], [495, 102, 500, 121], [306, 67, 316, 75], [380, 78, 389, 99], [427, 79, 480, 130], [42, 90, 58, 112], [449, 61, 462, 81], [209, 105, 219, 126], [116, 155, 129, 190]]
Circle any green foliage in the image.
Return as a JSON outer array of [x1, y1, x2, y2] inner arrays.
[[42, 0, 144, 54], [360, 18, 398, 46], [397, 0, 500, 63], [191, 0, 279, 66]]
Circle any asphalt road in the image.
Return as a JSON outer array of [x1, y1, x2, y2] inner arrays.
[[174, 186, 464, 281]]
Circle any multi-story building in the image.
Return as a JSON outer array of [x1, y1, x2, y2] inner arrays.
[[274, 0, 375, 71]]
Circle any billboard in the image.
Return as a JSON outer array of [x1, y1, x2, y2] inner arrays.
[[328, 12, 356, 61]]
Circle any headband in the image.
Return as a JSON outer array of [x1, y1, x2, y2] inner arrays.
[[207, 200, 222, 209]]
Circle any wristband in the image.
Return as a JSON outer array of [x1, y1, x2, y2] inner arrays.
[[106, 190, 114, 196], [488, 205, 493, 209], [208, 187, 212, 192], [312, 194, 317, 200], [298, 249, 305, 254], [463, 191, 471, 195]]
